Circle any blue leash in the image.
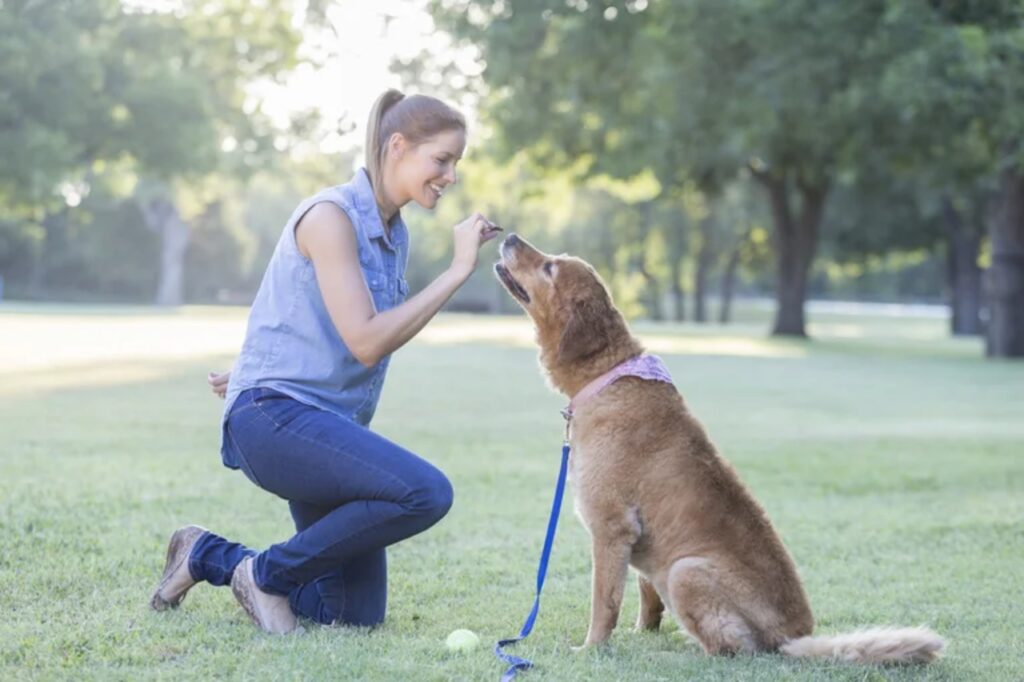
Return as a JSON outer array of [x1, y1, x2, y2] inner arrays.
[[493, 441, 570, 681]]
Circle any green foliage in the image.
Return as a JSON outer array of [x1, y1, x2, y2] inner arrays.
[[0, 0, 123, 208], [72, 196, 161, 300], [0, 0, 307, 301], [5, 0, 1022, 311], [427, 0, 1024, 329], [0, 217, 39, 286]]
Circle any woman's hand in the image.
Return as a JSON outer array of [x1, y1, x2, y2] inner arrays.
[[208, 370, 230, 399], [449, 212, 502, 280]]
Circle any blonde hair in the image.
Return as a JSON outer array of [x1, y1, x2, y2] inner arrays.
[[364, 89, 466, 200]]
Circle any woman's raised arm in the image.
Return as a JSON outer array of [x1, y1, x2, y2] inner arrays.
[[296, 202, 495, 367]]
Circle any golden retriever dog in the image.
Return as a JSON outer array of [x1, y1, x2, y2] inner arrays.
[[494, 233, 945, 664]]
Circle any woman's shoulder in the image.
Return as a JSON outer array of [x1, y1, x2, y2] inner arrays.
[[298, 201, 354, 238]]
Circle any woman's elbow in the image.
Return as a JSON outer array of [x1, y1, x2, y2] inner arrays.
[[338, 322, 382, 368], [349, 342, 382, 368], [354, 353, 380, 369]]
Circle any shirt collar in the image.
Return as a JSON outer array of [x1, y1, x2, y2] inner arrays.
[[352, 167, 407, 250]]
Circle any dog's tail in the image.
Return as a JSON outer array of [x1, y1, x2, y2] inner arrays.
[[779, 626, 945, 664]]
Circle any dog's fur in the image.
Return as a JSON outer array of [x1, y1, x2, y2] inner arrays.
[[494, 234, 945, 664]]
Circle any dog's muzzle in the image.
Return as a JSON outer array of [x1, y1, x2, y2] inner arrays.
[[494, 262, 530, 304]]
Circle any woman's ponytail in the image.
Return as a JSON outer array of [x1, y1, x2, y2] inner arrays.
[[365, 89, 405, 197]]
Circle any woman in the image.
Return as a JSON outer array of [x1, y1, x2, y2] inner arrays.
[[150, 90, 501, 633]]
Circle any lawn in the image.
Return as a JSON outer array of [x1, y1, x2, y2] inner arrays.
[[1, 302, 1021, 680]]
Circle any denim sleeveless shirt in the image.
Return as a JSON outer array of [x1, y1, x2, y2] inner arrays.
[[221, 168, 410, 469]]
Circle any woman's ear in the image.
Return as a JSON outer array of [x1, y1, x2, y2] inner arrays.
[[389, 132, 409, 160]]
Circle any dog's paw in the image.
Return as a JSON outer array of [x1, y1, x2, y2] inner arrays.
[[572, 638, 608, 652]]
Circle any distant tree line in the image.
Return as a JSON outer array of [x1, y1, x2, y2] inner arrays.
[[2, 0, 1021, 359]]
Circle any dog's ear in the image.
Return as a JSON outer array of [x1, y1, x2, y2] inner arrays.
[[557, 294, 613, 365]]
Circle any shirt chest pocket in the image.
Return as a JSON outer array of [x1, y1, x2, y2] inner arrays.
[[359, 246, 387, 293], [363, 265, 397, 312], [363, 268, 387, 292]]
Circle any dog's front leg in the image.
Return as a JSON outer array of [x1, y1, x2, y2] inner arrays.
[[578, 535, 632, 648]]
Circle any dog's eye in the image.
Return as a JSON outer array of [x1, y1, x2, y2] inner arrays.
[[543, 261, 554, 276]]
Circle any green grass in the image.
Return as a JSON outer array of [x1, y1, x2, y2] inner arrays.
[[1, 303, 1022, 680]]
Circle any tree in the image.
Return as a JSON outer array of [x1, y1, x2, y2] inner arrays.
[[0, 0, 305, 304], [889, 1, 1024, 355], [988, 147, 1024, 356], [430, 0, 937, 337]]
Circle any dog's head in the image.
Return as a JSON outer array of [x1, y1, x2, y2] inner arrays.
[[494, 234, 634, 377]]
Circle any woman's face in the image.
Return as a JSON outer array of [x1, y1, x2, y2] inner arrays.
[[390, 128, 466, 210]]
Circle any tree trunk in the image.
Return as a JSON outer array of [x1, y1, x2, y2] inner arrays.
[[666, 210, 687, 322], [986, 159, 1024, 358], [28, 208, 69, 295], [671, 274, 685, 322], [638, 263, 663, 321], [693, 216, 714, 323], [719, 227, 751, 324], [141, 197, 190, 306], [756, 172, 827, 338], [942, 196, 983, 336]]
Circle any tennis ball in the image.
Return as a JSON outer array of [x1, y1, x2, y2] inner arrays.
[[445, 628, 480, 653]]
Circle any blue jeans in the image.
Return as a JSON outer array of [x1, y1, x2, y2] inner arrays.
[[188, 387, 453, 626]]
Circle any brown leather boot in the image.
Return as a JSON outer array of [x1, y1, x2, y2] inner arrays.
[[230, 556, 300, 634], [150, 525, 207, 611]]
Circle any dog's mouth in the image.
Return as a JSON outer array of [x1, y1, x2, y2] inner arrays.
[[494, 263, 530, 304]]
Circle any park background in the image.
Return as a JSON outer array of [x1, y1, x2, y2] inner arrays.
[[1, 1, 1023, 680]]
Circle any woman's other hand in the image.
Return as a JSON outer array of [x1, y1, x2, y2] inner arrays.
[[208, 370, 230, 399]]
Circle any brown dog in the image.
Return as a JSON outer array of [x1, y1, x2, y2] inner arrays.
[[494, 234, 945, 664]]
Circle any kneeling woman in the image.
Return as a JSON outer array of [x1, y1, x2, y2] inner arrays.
[[150, 90, 500, 633]]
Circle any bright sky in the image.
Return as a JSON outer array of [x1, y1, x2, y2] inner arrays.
[[127, 0, 480, 158], [252, 0, 480, 157]]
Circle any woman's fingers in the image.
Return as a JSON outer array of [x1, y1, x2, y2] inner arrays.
[[477, 216, 501, 242], [481, 226, 502, 243]]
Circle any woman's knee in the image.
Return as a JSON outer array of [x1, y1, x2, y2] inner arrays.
[[402, 468, 453, 524]]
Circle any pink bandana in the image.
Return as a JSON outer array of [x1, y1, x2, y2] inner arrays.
[[562, 354, 674, 420]]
